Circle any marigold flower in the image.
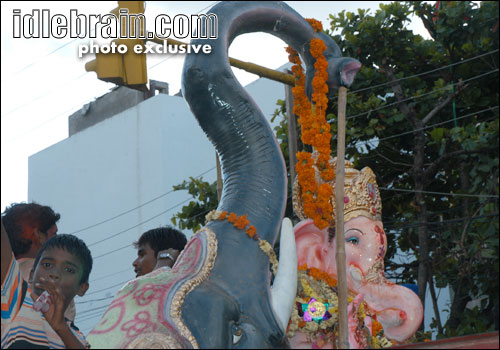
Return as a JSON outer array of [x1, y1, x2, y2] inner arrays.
[[245, 225, 257, 238], [227, 212, 238, 223], [306, 18, 323, 32], [234, 214, 250, 229], [218, 211, 228, 220], [372, 320, 383, 335], [288, 21, 335, 229]]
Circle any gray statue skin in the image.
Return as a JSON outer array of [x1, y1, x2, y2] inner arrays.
[[181, 2, 360, 348]]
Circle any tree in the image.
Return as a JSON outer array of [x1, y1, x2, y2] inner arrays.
[[325, 0, 498, 337], [170, 177, 218, 233]]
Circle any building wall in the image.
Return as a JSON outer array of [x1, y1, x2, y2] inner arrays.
[[28, 74, 287, 334]]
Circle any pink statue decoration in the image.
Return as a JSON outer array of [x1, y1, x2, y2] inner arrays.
[[287, 158, 423, 348]]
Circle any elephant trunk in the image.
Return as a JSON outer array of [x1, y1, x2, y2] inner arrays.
[[355, 277, 423, 342]]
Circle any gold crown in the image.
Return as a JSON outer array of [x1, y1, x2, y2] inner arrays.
[[293, 157, 382, 224]]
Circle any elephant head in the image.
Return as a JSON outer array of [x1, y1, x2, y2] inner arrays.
[[291, 160, 423, 347], [87, 1, 361, 348]]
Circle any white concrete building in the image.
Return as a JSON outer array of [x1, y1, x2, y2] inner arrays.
[[28, 72, 289, 334]]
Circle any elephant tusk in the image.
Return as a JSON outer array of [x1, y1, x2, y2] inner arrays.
[[271, 218, 298, 333], [349, 265, 364, 284]]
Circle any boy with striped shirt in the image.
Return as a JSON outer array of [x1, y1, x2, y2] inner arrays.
[[1, 219, 92, 348]]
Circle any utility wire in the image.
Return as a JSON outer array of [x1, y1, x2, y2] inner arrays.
[[88, 267, 132, 284], [91, 202, 216, 258], [384, 213, 499, 230], [76, 295, 115, 305], [4, 98, 95, 144], [3, 72, 89, 117], [7, 38, 80, 77], [353, 105, 498, 147], [379, 187, 499, 198], [87, 196, 193, 248], [89, 196, 199, 257], [68, 166, 215, 235], [347, 49, 499, 96], [84, 279, 131, 297], [327, 68, 499, 123]]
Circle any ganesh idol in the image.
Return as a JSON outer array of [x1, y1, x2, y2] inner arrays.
[[287, 157, 423, 348]]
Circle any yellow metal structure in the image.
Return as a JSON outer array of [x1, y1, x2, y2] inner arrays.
[[85, 1, 148, 89]]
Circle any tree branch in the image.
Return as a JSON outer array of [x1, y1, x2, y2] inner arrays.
[[421, 80, 468, 125], [423, 147, 496, 182], [380, 61, 421, 129], [416, 10, 438, 41], [460, 200, 491, 249], [374, 149, 413, 168], [427, 272, 444, 335]]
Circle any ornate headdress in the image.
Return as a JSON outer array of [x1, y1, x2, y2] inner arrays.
[[293, 157, 382, 224]]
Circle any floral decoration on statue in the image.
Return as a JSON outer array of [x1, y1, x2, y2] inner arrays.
[[287, 264, 393, 348], [287, 20, 334, 230], [205, 210, 278, 275]]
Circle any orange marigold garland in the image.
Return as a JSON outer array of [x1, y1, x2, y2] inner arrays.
[[204, 210, 278, 275], [288, 18, 334, 230], [306, 18, 324, 32]]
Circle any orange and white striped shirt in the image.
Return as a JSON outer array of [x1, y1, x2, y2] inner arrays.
[[1, 253, 88, 349]]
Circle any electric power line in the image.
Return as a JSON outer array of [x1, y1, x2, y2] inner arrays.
[[91, 202, 216, 258], [379, 187, 499, 198], [353, 105, 498, 147], [88, 267, 132, 284], [87, 196, 193, 248], [347, 49, 499, 96], [327, 68, 499, 123], [384, 213, 499, 231], [69, 166, 215, 235], [3, 72, 89, 118]]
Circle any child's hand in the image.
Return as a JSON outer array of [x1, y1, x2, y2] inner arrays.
[[35, 277, 68, 333]]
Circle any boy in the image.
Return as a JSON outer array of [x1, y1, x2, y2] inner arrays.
[[1, 202, 76, 322], [1, 219, 92, 349], [132, 226, 187, 277]]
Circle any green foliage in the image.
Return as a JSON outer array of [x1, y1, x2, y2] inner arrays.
[[170, 177, 218, 233], [331, 0, 499, 338]]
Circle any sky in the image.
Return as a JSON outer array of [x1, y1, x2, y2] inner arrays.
[[0, 1, 431, 212]]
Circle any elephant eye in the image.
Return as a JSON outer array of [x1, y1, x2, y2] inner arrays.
[[346, 237, 359, 245], [232, 324, 243, 345]]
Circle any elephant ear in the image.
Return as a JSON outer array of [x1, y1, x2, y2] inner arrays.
[[294, 219, 333, 273]]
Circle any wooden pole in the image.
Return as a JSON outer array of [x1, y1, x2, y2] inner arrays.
[[216, 152, 223, 202], [335, 86, 349, 349], [285, 75, 298, 211], [147, 36, 295, 86]]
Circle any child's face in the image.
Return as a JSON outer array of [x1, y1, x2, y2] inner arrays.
[[31, 247, 88, 303]]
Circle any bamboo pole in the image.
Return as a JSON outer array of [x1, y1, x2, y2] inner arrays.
[[216, 152, 223, 202], [335, 86, 349, 349], [285, 76, 298, 201], [147, 35, 295, 86]]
